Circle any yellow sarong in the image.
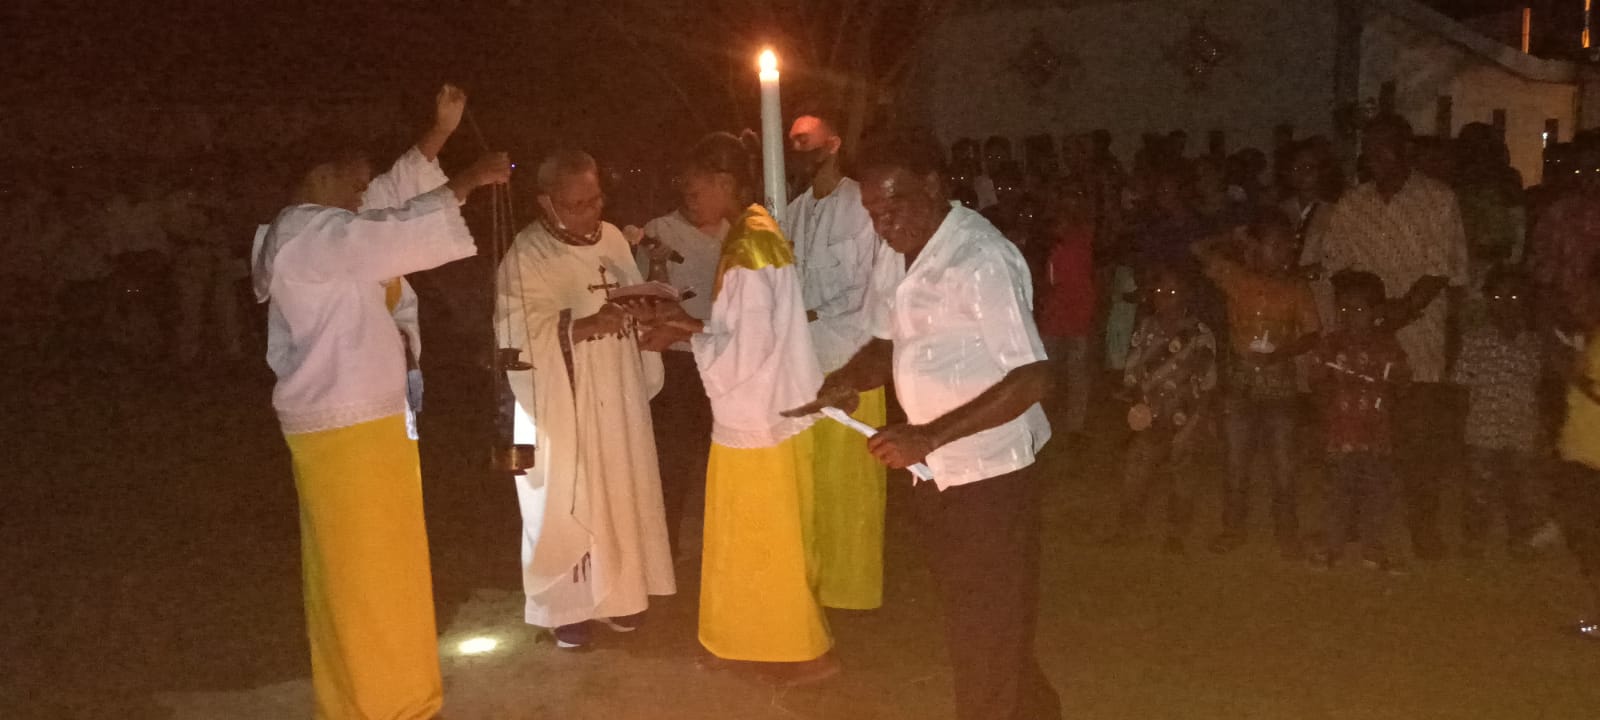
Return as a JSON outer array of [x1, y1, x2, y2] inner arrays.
[[285, 414, 442, 720], [699, 428, 832, 662], [813, 388, 887, 610]]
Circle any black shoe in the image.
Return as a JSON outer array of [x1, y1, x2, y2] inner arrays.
[[553, 622, 592, 649]]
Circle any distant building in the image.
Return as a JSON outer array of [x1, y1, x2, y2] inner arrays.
[[904, 0, 1598, 185]]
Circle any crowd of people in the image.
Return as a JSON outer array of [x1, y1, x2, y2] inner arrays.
[[0, 164, 277, 366], [71, 78, 1598, 720], [949, 116, 1600, 573]]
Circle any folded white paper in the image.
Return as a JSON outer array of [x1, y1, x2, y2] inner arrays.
[[820, 406, 935, 482]]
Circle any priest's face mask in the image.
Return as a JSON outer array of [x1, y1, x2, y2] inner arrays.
[[543, 169, 605, 237], [859, 166, 947, 258], [788, 116, 841, 187]]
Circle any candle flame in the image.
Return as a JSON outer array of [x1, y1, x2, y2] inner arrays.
[[759, 49, 778, 74]]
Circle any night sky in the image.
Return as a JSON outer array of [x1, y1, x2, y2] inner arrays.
[[3, 0, 1588, 160]]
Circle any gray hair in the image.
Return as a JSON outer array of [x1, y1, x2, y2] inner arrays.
[[536, 149, 599, 194]]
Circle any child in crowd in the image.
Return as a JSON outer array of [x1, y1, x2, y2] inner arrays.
[[1192, 211, 1321, 558], [1038, 178, 1098, 440], [1111, 266, 1218, 554], [1449, 267, 1544, 560], [1307, 270, 1411, 573]]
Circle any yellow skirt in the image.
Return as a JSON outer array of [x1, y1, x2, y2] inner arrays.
[[812, 388, 888, 610], [285, 414, 442, 720], [699, 428, 832, 662]]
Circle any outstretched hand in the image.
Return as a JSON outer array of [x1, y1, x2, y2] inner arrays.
[[435, 84, 468, 136], [780, 379, 860, 418]]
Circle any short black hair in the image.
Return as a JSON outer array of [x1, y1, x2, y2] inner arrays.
[[286, 125, 370, 188], [857, 128, 947, 179], [1331, 269, 1387, 306], [791, 98, 846, 138], [687, 130, 760, 194]]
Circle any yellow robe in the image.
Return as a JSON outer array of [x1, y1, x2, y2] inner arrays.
[[699, 430, 832, 661], [696, 206, 831, 661], [813, 388, 887, 609], [285, 413, 441, 720]]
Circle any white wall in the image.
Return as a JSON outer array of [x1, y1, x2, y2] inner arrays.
[[908, 0, 1581, 184], [908, 0, 1340, 161], [1361, 9, 1578, 185]]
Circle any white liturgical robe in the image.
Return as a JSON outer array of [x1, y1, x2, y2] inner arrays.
[[496, 220, 675, 627]]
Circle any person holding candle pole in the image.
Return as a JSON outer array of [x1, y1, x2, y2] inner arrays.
[[782, 101, 887, 611], [642, 131, 838, 686]]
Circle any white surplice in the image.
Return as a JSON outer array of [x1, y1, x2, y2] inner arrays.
[[496, 221, 675, 627]]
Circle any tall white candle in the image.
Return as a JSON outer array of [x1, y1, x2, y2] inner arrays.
[[758, 49, 787, 225]]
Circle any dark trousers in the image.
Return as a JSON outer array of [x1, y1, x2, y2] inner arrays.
[[1222, 395, 1299, 541], [1554, 462, 1600, 578], [650, 350, 711, 557], [1395, 383, 1462, 556], [913, 468, 1061, 720], [1324, 452, 1396, 557], [1119, 426, 1203, 539], [1462, 447, 1539, 549]]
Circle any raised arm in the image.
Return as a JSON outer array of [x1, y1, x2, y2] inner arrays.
[[418, 84, 467, 162], [276, 155, 508, 283]]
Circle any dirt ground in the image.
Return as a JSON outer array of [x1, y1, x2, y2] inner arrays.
[[4, 355, 1598, 720]]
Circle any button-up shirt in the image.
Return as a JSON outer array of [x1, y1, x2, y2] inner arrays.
[[869, 205, 1052, 488], [1451, 326, 1543, 453], [1305, 172, 1469, 383]]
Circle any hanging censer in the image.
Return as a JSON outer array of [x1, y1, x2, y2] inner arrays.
[[471, 109, 536, 476]]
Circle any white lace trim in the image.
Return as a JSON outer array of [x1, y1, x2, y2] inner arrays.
[[278, 393, 409, 435], [710, 415, 816, 450]]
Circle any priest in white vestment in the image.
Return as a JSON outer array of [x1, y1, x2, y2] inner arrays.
[[496, 150, 675, 649]]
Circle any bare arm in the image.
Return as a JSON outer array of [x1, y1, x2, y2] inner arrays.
[[781, 337, 893, 417], [867, 360, 1054, 469], [417, 85, 466, 161]]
